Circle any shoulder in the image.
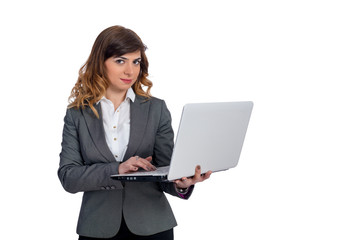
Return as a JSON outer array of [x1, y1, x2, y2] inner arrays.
[[65, 106, 85, 118], [64, 104, 97, 123], [135, 95, 171, 116], [135, 95, 167, 110], [135, 95, 164, 104]]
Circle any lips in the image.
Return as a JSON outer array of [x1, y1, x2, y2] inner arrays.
[[120, 78, 132, 84]]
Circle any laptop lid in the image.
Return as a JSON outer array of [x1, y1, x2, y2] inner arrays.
[[167, 101, 253, 181]]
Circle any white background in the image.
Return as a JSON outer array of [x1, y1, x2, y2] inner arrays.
[[0, 0, 359, 239]]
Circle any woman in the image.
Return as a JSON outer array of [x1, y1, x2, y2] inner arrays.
[[58, 25, 211, 240]]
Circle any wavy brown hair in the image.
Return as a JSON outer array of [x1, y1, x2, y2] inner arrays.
[[68, 25, 152, 118]]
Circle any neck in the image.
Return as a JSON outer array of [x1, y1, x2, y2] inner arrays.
[[105, 88, 127, 110]]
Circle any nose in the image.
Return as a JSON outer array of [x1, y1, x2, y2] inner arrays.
[[124, 62, 134, 76]]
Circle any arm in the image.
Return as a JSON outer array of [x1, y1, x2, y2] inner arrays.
[[58, 108, 124, 194], [153, 100, 194, 199]]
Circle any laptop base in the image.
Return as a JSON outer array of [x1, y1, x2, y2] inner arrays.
[[111, 175, 169, 182]]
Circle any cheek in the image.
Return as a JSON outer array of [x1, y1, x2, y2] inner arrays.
[[107, 67, 123, 83], [135, 67, 141, 78], [105, 66, 113, 79], [108, 66, 120, 76], [107, 72, 116, 85]]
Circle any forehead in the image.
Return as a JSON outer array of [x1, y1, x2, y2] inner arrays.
[[116, 50, 141, 59]]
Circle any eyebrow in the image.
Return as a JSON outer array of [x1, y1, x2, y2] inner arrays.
[[116, 56, 141, 61]]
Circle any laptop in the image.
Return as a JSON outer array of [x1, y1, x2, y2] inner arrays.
[[111, 101, 253, 182]]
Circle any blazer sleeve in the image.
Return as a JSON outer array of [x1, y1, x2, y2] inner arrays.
[[154, 100, 194, 199], [58, 108, 124, 194]]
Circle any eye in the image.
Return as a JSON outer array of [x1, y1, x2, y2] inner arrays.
[[115, 59, 125, 64], [133, 59, 141, 65]]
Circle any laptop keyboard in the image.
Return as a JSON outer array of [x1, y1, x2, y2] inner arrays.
[[123, 166, 170, 176]]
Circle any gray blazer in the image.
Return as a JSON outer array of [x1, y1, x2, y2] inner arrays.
[[58, 96, 192, 238]]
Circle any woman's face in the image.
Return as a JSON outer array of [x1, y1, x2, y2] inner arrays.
[[104, 50, 142, 93]]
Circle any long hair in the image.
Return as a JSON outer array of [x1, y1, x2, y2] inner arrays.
[[68, 25, 152, 118]]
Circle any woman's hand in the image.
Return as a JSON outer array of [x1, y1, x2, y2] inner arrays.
[[118, 156, 156, 174], [174, 165, 212, 189]]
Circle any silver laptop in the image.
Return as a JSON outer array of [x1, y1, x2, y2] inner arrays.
[[111, 101, 253, 182]]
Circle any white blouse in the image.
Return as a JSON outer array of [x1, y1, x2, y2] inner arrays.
[[98, 88, 135, 162]]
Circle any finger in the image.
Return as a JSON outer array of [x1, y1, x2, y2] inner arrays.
[[136, 159, 156, 171], [192, 165, 202, 182], [131, 166, 138, 172], [132, 156, 152, 162], [139, 156, 155, 170], [175, 179, 190, 188], [127, 161, 139, 172], [134, 160, 150, 170], [174, 180, 183, 187], [203, 171, 212, 180], [143, 159, 157, 170], [195, 165, 201, 175], [124, 163, 138, 173]]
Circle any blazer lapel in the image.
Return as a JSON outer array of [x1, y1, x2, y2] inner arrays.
[[82, 104, 116, 162], [123, 96, 150, 161]]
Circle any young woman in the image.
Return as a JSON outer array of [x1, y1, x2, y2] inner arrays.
[[58, 25, 211, 240]]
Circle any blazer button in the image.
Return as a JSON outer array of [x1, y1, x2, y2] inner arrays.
[[101, 186, 106, 190], [111, 186, 116, 190], [106, 186, 111, 190]]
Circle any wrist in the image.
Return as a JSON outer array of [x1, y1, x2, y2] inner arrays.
[[118, 162, 124, 174], [174, 183, 189, 194]]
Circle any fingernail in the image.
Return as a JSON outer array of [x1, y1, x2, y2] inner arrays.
[[197, 165, 201, 170]]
